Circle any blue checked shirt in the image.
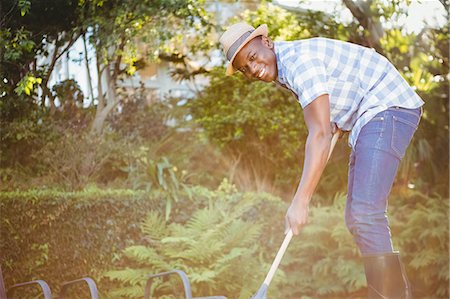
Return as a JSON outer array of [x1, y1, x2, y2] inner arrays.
[[274, 38, 424, 148]]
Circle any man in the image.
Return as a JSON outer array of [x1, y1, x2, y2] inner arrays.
[[219, 22, 423, 298]]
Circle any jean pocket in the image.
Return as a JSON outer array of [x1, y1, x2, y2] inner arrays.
[[391, 115, 418, 159]]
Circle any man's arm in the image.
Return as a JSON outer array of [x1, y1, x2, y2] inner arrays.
[[285, 93, 333, 235]]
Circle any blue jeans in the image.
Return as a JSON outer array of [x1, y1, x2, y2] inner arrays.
[[345, 106, 421, 256]]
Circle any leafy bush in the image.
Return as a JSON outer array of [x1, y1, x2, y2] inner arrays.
[[279, 194, 365, 298], [392, 192, 449, 298], [124, 149, 190, 220], [104, 180, 286, 299], [34, 131, 126, 190], [189, 68, 310, 195], [108, 87, 170, 144], [0, 93, 53, 177], [0, 188, 164, 296], [280, 191, 448, 299]]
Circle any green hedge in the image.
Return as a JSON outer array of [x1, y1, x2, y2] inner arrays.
[[0, 188, 166, 296], [1, 186, 448, 298]]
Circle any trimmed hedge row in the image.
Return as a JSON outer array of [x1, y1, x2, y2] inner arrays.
[[0, 188, 166, 296]]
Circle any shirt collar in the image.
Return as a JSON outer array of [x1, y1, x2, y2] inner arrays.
[[273, 41, 286, 84]]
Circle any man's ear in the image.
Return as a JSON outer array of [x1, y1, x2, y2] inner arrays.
[[261, 36, 274, 49]]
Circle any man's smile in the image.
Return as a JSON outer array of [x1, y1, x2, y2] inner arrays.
[[257, 67, 266, 79]]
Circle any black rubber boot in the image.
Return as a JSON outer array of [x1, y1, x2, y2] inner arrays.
[[363, 252, 412, 299]]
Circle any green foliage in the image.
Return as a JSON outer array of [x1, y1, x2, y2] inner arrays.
[[108, 90, 170, 143], [33, 131, 123, 190], [379, 29, 416, 68], [81, 0, 212, 71], [189, 67, 308, 195], [14, 74, 42, 96], [239, 2, 353, 41], [392, 192, 449, 298], [0, 97, 54, 182], [0, 188, 165, 297], [2, 0, 446, 198], [269, 193, 365, 298], [124, 149, 189, 220], [1, 0, 80, 92], [52, 79, 84, 108], [1, 27, 35, 62], [18, 0, 32, 16], [104, 187, 448, 298], [104, 180, 286, 299], [1, 185, 447, 298]]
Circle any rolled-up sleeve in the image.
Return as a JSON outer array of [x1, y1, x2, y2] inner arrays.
[[285, 56, 329, 108]]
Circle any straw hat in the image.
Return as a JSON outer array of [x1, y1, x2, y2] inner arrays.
[[219, 22, 268, 76]]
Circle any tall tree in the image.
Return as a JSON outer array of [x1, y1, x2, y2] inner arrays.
[[0, 0, 212, 185]]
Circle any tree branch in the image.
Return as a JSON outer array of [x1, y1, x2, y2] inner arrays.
[[113, 36, 126, 81], [439, 0, 449, 16], [342, 0, 384, 54]]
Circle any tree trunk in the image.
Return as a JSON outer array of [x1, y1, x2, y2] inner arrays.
[[439, 0, 449, 16], [342, 0, 385, 54], [90, 98, 118, 135], [89, 37, 125, 136], [90, 62, 120, 136], [82, 32, 95, 105]]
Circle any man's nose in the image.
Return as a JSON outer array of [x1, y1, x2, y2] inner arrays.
[[247, 62, 258, 78]]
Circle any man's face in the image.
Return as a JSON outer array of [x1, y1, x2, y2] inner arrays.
[[232, 36, 278, 82]]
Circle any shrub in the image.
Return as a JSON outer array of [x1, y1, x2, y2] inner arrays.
[[104, 180, 286, 299], [1, 186, 447, 298], [105, 187, 448, 299], [392, 191, 449, 298], [0, 188, 164, 296], [188, 67, 310, 195]]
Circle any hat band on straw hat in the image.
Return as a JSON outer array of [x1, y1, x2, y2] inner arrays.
[[226, 30, 253, 61]]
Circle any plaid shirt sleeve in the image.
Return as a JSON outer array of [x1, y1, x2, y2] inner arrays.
[[284, 56, 329, 108]]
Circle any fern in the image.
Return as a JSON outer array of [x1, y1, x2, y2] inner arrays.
[[141, 211, 167, 240], [104, 186, 447, 298], [108, 284, 146, 299], [186, 208, 223, 232], [188, 270, 217, 284], [104, 180, 284, 298], [123, 246, 170, 269], [104, 268, 151, 285]]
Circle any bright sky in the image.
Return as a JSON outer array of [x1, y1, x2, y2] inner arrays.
[[276, 0, 447, 34]]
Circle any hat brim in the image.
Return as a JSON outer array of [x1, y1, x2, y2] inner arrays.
[[226, 24, 268, 76]]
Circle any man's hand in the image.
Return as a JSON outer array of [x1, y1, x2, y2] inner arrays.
[[331, 122, 338, 135], [285, 199, 309, 235]]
